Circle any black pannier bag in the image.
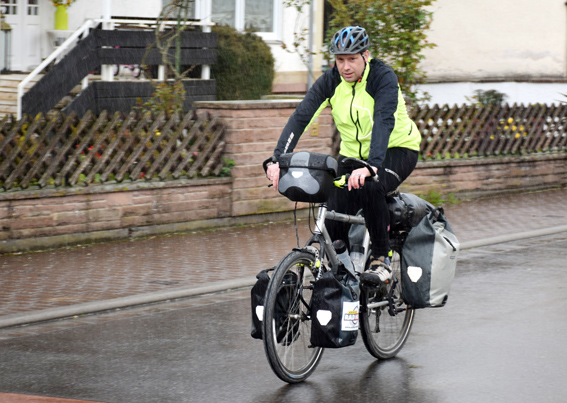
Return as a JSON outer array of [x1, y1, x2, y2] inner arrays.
[[277, 151, 338, 203], [251, 268, 299, 341], [310, 271, 359, 348], [387, 192, 435, 231], [250, 268, 272, 340]]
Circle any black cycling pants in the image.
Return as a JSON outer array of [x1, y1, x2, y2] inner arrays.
[[326, 147, 419, 258]]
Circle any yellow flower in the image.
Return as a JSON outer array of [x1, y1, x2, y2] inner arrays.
[[490, 135, 495, 140], [515, 133, 521, 139], [504, 125, 509, 130], [512, 125, 517, 131], [507, 117, 514, 124], [519, 125, 525, 131], [51, 0, 75, 6]]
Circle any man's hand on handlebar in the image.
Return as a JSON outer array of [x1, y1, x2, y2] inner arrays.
[[266, 162, 280, 191], [348, 166, 377, 191]]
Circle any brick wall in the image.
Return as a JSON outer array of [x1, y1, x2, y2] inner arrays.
[[1, 100, 566, 253], [196, 100, 336, 216], [0, 179, 232, 253], [404, 153, 567, 198]]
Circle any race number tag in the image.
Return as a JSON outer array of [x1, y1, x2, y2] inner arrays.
[[341, 301, 359, 331]]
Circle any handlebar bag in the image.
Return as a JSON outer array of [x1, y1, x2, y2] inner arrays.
[[401, 208, 460, 308], [310, 271, 359, 348], [278, 151, 338, 203]]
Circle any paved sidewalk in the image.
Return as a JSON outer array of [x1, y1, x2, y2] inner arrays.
[[1, 187, 566, 324]]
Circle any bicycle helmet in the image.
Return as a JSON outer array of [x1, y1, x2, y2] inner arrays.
[[330, 26, 369, 55]]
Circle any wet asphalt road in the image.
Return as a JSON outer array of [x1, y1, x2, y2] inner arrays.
[[0, 234, 566, 403]]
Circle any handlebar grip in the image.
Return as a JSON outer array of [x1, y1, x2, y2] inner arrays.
[[262, 156, 277, 174], [341, 157, 379, 181]]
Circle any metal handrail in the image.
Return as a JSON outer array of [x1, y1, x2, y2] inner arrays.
[[16, 18, 215, 120]]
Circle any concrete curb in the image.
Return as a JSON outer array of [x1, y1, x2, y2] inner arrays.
[[1, 225, 567, 329]]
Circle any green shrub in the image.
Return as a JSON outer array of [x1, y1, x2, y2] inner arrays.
[[211, 25, 275, 100], [325, 0, 436, 103], [466, 89, 508, 106]]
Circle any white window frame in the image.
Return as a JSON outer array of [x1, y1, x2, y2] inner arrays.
[[163, 0, 282, 41], [202, 0, 282, 41]]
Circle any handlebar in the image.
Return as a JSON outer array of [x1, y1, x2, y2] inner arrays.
[[341, 157, 379, 182], [262, 156, 277, 174], [263, 154, 379, 189], [333, 157, 379, 188]]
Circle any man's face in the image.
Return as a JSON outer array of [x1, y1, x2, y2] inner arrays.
[[335, 50, 369, 82]]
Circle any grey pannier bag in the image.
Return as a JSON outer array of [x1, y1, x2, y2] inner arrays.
[[401, 207, 459, 308]]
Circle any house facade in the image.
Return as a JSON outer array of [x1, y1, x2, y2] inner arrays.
[[2, 0, 566, 104], [418, 0, 567, 104], [2, 0, 322, 93]]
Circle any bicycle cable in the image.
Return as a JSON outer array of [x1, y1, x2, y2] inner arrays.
[[293, 202, 300, 248]]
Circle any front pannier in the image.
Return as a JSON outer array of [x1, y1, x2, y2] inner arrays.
[[277, 152, 338, 203], [310, 271, 359, 348]]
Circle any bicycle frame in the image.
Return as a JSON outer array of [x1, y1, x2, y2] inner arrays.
[[305, 202, 400, 311]]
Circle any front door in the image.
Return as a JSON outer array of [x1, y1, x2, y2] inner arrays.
[[1, 0, 41, 72]]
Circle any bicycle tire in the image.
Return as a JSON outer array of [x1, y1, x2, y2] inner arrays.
[[262, 250, 324, 383], [359, 248, 415, 359]]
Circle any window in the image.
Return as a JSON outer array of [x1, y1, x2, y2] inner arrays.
[[27, 0, 38, 16], [244, 0, 273, 33], [212, 0, 280, 39], [1, 0, 17, 15], [161, 0, 281, 40]]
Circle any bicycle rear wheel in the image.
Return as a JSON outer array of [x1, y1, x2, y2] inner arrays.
[[262, 250, 324, 383], [359, 248, 415, 359]]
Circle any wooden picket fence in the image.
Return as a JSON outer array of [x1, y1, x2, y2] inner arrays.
[[412, 103, 567, 159], [1, 103, 566, 192], [0, 110, 228, 191]]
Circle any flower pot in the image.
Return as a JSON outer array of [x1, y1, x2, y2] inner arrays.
[[54, 5, 68, 30]]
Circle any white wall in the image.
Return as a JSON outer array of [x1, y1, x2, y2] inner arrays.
[[269, 0, 324, 77], [65, 0, 162, 29], [422, 0, 567, 80], [417, 82, 567, 106]]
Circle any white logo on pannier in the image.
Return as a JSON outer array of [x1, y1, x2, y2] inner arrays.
[[316, 310, 332, 326], [255, 306, 264, 321], [292, 171, 304, 178], [407, 266, 423, 282]]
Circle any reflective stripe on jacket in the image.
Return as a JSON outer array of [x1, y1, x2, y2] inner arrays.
[[274, 58, 421, 168]]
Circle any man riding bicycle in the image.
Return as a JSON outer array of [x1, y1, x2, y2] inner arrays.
[[266, 26, 421, 288]]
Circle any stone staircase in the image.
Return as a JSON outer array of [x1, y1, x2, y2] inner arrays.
[[0, 73, 94, 119], [0, 74, 43, 118]]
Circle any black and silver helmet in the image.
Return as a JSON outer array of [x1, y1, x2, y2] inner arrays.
[[330, 26, 369, 55]]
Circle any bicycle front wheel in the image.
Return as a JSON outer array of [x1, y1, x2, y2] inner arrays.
[[359, 248, 415, 359], [262, 250, 323, 383]]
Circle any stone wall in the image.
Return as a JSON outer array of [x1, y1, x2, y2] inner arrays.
[[404, 153, 567, 199], [0, 179, 232, 253], [1, 100, 566, 253]]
